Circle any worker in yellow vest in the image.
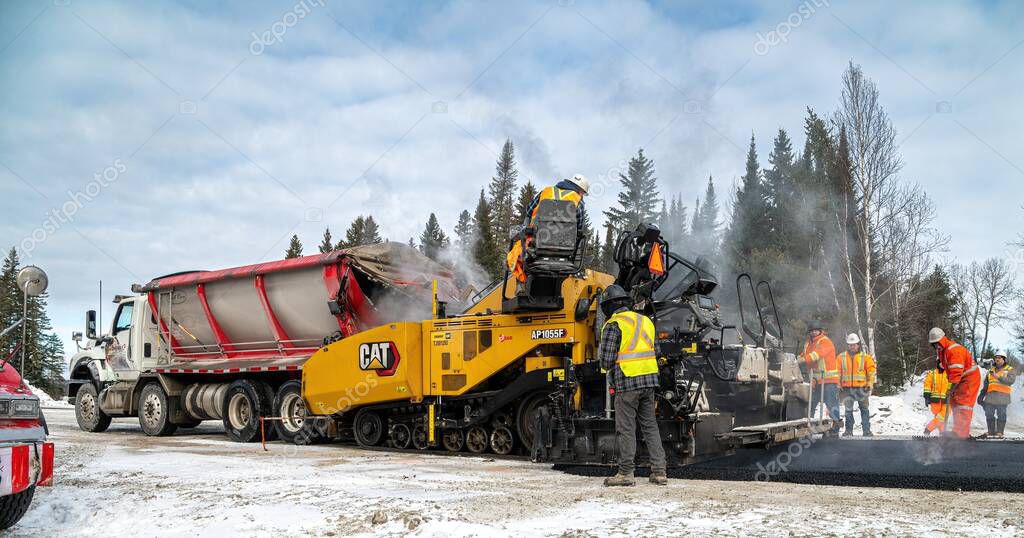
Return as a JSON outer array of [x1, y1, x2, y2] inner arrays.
[[597, 284, 667, 487], [838, 333, 877, 437], [506, 175, 589, 284], [923, 359, 950, 435], [979, 350, 1017, 439]]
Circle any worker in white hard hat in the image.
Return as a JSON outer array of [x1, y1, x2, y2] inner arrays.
[[979, 350, 1017, 439], [507, 174, 590, 285], [928, 327, 981, 438], [837, 333, 877, 436]]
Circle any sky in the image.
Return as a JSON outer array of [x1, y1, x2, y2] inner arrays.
[[1, 0, 1022, 359]]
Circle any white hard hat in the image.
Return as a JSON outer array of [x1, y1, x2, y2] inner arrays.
[[928, 327, 945, 344], [567, 174, 590, 194], [995, 349, 1008, 358], [846, 333, 861, 345]]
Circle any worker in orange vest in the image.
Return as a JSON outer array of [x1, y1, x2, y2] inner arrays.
[[979, 350, 1017, 439], [928, 328, 981, 438], [506, 174, 589, 285], [838, 333, 877, 437], [922, 358, 950, 435], [801, 320, 840, 435]]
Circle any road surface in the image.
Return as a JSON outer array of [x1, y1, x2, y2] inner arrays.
[[12, 407, 1024, 537]]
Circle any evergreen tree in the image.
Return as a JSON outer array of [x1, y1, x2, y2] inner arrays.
[[453, 210, 474, 252], [318, 228, 334, 253], [472, 190, 502, 279], [725, 134, 770, 267], [488, 139, 519, 245], [408, 237, 416, 249], [764, 129, 796, 252], [341, 216, 365, 249], [515, 181, 539, 224], [691, 177, 721, 256], [601, 222, 617, 273], [284, 235, 303, 258], [604, 148, 660, 232], [665, 194, 689, 247], [0, 248, 66, 394], [419, 213, 449, 261], [590, 229, 603, 272], [361, 215, 382, 244]]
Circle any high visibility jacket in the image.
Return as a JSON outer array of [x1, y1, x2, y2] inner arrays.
[[936, 337, 977, 384], [986, 364, 1016, 395], [603, 311, 658, 377], [923, 368, 950, 403], [530, 186, 582, 223], [801, 334, 839, 384], [838, 351, 877, 388]]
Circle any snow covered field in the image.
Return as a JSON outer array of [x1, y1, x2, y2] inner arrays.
[[12, 407, 1024, 537]]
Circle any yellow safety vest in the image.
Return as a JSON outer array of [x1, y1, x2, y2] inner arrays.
[[987, 365, 1014, 395], [530, 186, 581, 222], [604, 311, 659, 377], [923, 368, 950, 402]]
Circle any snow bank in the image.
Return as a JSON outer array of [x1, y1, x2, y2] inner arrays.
[[23, 379, 73, 409]]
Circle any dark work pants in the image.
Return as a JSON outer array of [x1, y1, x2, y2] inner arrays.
[[839, 388, 872, 434], [614, 388, 667, 476], [983, 403, 1008, 434]]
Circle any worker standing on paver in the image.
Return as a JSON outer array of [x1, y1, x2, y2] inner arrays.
[[929, 328, 981, 438], [979, 350, 1017, 439], [801, 321, 841, 436], [597, 284, 668, 487], [923, 358, 950, 435], [506, 174, 589, 286], [838, 333, 876, 437]]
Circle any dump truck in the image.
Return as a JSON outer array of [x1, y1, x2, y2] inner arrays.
[[67, 243, 458, 443], [300, 211, 831, 465]]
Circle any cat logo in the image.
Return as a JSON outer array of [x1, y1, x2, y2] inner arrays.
[[358, 342, 400, 376]]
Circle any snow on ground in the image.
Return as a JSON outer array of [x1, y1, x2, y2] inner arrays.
[[12, 409, 1024, 537]]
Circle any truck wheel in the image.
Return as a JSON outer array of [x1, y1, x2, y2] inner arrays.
[[139, 383, 178, 437], [223, 379, 275, 443], [75, 383, 111, 433], [272, 381, 309, 444], [0, 486, 35, 530]]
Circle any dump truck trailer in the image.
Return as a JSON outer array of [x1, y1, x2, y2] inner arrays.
[[67, 243, 457, 442], [300, 221, 833, 465]]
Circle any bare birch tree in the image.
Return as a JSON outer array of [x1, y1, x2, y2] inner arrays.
[[950, 258, 1017, 356], [835, 62, 903, 356]]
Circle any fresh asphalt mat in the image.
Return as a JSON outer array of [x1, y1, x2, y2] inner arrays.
[[557, 437, 1024, 493]]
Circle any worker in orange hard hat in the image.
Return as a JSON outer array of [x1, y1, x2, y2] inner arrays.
[[978, 350, 1017, 439], [838, 333, 876, 437], [801, 320, 841, 436], [928, 328, 981, 438], [923, 357, 950, 435], [507, 174, 589, 285]]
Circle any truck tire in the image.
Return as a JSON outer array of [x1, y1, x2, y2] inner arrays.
[[75, 383, 111, 433], [272, 381, 310, 444], [223, 379, 275, 443], [0, 486, 35, 530], [138, 383, 178, 437]]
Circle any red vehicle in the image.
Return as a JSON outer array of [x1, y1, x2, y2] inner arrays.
[[0, 355, 54, 530]]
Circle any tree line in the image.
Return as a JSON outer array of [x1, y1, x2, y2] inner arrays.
[[286, 61, 1020, 392]]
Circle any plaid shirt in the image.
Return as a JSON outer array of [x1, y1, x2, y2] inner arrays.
[[598, 309, 661, 392]]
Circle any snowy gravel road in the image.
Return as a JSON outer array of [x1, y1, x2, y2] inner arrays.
[[10, 407, 1024, 537]]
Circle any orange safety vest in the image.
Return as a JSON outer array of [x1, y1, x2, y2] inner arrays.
[[987, 364, 1015, 395], [530, 186, 582, 223], [802, 334, 839, 384], [838, 351, 877, 388]]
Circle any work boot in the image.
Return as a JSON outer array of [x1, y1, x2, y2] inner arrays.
[[994, 433, 1005, 439], [649, 473, 668, 486], [603, 473, 635, 487], [842, 431, 853, 437], [862, 430, 873, 437]]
